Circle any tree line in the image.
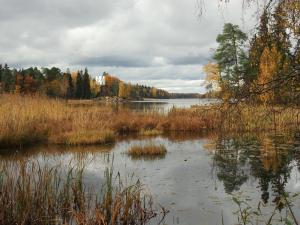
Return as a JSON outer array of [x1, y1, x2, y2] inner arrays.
[[203, 1, 300, 105], [100, 72, 170, 99], [0, 65, 98, 99], [0, 66, 171, 99]]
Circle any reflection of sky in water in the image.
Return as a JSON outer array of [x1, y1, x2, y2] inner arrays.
[[113, 98, 219, 113], [1, 134, 300, 225]]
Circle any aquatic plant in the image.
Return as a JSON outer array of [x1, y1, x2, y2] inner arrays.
[[228, 192, 300, 225]]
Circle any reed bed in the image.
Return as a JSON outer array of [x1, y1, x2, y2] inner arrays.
[[127, 143, 167, 157], [139, 129, 163, 136], [65, 130, 115, 146], [0, 160, 164, 225], [0, 94, 299, 149]]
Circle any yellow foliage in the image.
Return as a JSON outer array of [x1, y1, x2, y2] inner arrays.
[[257, 46, 281, 103], [90, 79, 100, 97], [118, 82, 132, 99], [203, 63, 221, 92], [151, 87, 157, 98]]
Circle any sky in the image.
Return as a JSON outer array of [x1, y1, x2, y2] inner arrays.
[[0, 0, 258, 93]]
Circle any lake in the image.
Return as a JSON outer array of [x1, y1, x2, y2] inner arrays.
[[108, 98, 218, 113], [2, 132, 300, 225]]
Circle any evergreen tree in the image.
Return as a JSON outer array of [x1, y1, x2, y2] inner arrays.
[[75, 71, 83, 99], [82, 68, 91, 99], [62, 71, 74, 99], [2, 64, 14, 92], [43, 67, 62, 82], [0, 64, 2, 83], [67, 69, 74, 99], [213, 23, 248, 99]]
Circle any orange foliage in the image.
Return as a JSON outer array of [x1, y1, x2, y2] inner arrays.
[[104, 74, 120, 87]]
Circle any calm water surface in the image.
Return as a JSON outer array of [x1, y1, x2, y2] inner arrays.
[[1, 133, 300, 225], [111, 98, 218, 113]]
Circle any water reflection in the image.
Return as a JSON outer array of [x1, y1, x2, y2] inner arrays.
[[209, 134, 300, 208], [106, 98, 217, 113], [1, 132, 300, 225]]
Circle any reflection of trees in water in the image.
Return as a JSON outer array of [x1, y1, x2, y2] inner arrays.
[[294, 136, 300, 172], [211, 134, 299, 207], [213, 137, 250, 193]]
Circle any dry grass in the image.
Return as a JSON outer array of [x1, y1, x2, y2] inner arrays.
[[127, 143, 167, 157], [139, 129, 163, 136], [0, 94, 299, 149], [0, 160, 165, 225], [64, 130, 115, 146]]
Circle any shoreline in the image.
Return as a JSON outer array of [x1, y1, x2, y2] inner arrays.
[[0, 95, 299, 150]]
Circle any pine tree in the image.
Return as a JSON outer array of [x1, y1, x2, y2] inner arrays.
[[75, 71, 83, 99], [213, 23, 248, 99], [82, 68, 91, 99], [2, 64, 14, 92]]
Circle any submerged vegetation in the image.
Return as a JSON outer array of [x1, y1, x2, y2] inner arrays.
[[0, 160, 166, 225], [0, 95, 299, 149]]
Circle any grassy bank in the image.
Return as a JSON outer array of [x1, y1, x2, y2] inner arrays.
[[0, 95, 299, 148], [0, 160, 165, 225]]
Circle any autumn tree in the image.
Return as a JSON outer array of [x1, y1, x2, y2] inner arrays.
[[24, 75, 38, 94], [90, 79, 100, 98], [203, 63, 221, 97], [14, 72, 25, 94], [219, 0, 300, 104], [118, 82, 127, 99], [104, 73, 120, 96]]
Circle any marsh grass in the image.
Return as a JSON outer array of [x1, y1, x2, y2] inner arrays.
[[127, 143, 167, 157], [0, 160, 165, 225], [0, 95, 299, 149], [65, 130, 115, 146], [139, 129, 163, 136]]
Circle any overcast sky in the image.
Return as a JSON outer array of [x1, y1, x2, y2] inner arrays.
[[0, 0, 257, 93]]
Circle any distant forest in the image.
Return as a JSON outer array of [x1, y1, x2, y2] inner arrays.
[[0, 65, 203, 99]]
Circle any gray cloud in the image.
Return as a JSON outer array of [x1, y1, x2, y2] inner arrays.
[[0, 0, 256, 93], [73, 56, 152, 68]]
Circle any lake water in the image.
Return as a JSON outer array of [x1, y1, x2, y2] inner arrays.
[[2, 133, 300, 225], [111, 98, 218, 113]]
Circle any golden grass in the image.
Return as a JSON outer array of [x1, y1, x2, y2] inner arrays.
[[139, 129, 163, 136], [0, 94, 299, 148], [65, 130, 115, 146], [127, 143, 167, 156]]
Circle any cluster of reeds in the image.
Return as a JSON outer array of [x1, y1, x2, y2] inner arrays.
[[0, 160, 165, 225], [127, 143, 167, 157], [0, 94, 299, 149], [64, 130, 115, 146]]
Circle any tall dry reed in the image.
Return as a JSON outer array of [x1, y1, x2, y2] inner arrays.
[[0, 160, 165, 225]]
